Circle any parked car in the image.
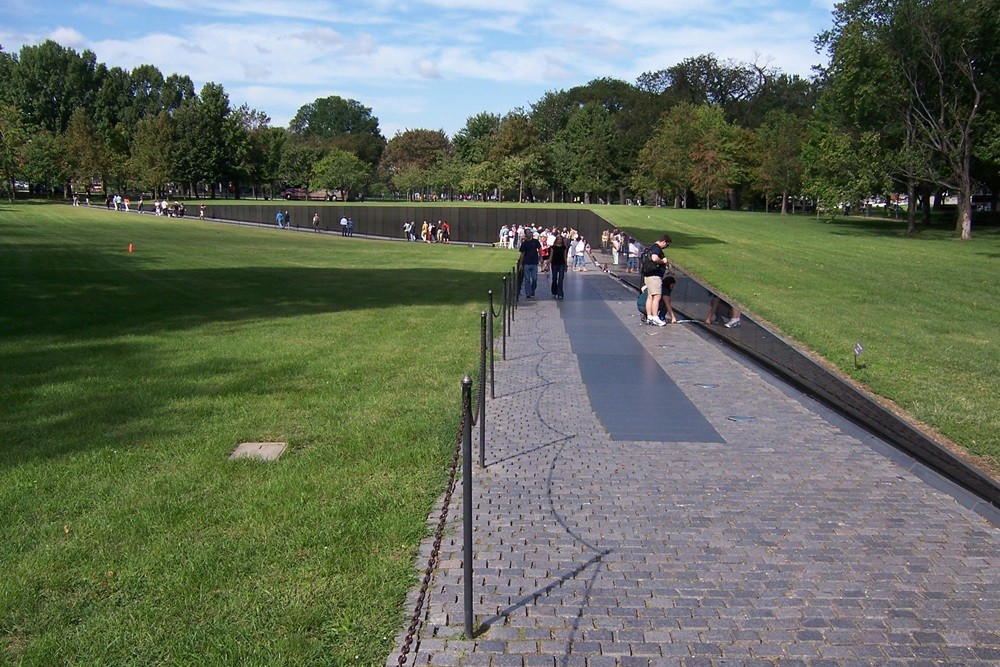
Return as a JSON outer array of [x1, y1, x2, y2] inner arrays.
[[281, 188, 340, 201]]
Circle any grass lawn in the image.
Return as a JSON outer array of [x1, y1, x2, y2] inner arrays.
[[0, 202, 514, 665], [598, 206, 1000, 473]]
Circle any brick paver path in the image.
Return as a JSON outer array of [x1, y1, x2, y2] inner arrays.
[[389, 271, 1000, 667]]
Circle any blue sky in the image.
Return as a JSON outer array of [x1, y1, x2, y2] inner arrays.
[[2, 0, 835, 139]]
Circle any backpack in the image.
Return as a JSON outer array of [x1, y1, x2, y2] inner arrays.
[[640, 247, 659, 276]]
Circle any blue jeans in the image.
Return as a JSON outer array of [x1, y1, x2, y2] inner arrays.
[[523, 264, 538, 297], [551, 264, 566, 297]]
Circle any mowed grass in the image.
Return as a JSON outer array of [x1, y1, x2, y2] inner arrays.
[[0, 203, 514, 665], [599, 206, 1000, 470]]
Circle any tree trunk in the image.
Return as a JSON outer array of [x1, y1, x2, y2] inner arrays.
[[956, 133, 973, 240], [781, 189, 788, 215], [906, 177, 917, 235]]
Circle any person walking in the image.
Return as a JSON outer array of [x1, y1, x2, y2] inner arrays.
[[549, 235, 569, 299], [312, 212, 321, 232], [518, 229, 542, 299]]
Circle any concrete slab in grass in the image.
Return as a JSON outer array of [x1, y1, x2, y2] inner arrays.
[[229, 442, 286, 461]]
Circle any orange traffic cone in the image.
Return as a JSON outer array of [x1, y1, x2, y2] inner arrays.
[[128, 243, 133, 253]]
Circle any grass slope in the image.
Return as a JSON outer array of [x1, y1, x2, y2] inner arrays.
[[598, 206, 1000, 470], [0, 203, 514, 665]]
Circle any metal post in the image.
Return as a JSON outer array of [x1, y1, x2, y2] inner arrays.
[[488, 290, 495, 399], [461, 375, 474, 639], [501, 276, 508, 361], [479, 311, 487, 469]]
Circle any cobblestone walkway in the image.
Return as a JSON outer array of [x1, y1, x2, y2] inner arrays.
[[388, 270, 1000, 667]]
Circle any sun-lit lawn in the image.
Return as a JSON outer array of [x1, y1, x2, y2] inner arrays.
[[599, 206, 1000, 470], [0, 202, 513, 665]]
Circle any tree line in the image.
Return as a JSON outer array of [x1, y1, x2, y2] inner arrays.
[[1, 0, 998, 238]]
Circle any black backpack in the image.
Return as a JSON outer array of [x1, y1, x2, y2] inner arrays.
[[640, 247, 659, 276]]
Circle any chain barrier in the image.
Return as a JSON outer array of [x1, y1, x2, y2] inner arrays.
[[395, 272, 514, 659], [395, 406, 466, 666]]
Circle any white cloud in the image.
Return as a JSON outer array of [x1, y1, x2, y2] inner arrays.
[[48, 26, 86, 49], [5, 0, 834, 136]]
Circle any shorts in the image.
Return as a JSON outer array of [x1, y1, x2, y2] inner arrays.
[[643, 275, 663, 296]]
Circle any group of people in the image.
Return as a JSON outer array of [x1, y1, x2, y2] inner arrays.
[[275, 210, 292, 228], [516, 226, 593, 300], [339, 215, 355, 236], [404, 220, 451, 243], [75, 192, 194, 218]]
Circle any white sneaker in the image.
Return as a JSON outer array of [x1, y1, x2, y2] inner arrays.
[[649, 316, 667, 327], [725, 318, 741, 328]]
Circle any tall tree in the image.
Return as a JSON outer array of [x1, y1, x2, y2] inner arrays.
[[20, 130, 66, 196], [130, 111, 176, 197], [452, 112, 500, 165], [754, 110, 806, 213], [0, 103, 27, 201], [288, 95, 385, 168], [172, 83, 233, 197], [161, 73, 196, 112], [818, 0, 1000, 238], [633, 102, 701, 208], [310, 148, 370, 201], [379, 128, 450, 192], [63, 108, 104, 195], [7, 40, 101, 133], [555, 103, 620, 203]]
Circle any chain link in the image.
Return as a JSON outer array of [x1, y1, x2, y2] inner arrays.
[[395, 409, 466, 666]]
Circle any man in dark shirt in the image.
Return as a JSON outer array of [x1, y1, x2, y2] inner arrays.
[[518, 231, 543, 299], [641, 234, 673, 325]]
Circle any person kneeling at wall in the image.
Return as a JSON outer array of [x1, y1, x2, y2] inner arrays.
[[637, 276, 676, 325]]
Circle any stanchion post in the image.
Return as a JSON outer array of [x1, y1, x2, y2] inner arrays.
[[461, 375, 474, 639], [488, 291, 495, 400], [479, 311, 487, 469], [501, 276, 508, 361]]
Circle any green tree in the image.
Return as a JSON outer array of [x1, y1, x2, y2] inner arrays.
[[634, 102, 700, 207], [129, 64, 166, 123], [460, 161, 498, 201], [379, 128, 450, 192], [63, 108, 104, 195], [0, 103, 27, 201], [490, 111, 543, 201], [278, 139, 324, 191], [20, 130, 66, 196], [556, 103, 620, 203], [7, 40, 101, 133], [310, 148, 369, 201], [172, 83, 233, 197], [427, 153, 465, 200], [130, 111, 176, 197], [686, 105, 741, 209], [392, 164, 427, 199], [818, 0, 1000, 238], [288, 95, 385, 168], [754, 110, 806, 213], [802, 120, 888, 217], [453, 112, 500, 165], [228, 105, 278, 199], [161, 73, 196, 112]]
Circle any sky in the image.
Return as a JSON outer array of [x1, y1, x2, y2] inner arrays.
[[2, 0, 836, 139]]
